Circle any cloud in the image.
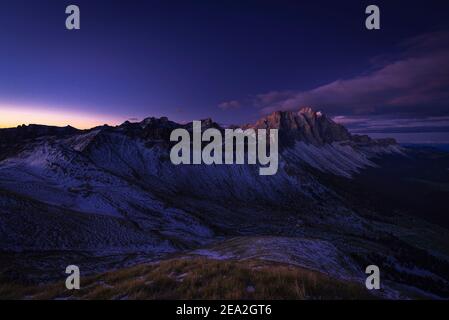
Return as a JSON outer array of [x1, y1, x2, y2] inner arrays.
[[218, 100, 241, 110], [251, 31, 449, 118], [333, 115, 449, 134]]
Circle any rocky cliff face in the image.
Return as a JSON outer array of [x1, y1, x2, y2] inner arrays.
[[248, 107, 396, 148], [249, 107, 351, 145]]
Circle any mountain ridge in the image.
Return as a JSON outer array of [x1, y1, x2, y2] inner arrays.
[[0, 107, 397, 148], [1, 107, 448, 299]]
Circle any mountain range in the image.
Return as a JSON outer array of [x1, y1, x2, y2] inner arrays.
[[1, 107, 448, 299]]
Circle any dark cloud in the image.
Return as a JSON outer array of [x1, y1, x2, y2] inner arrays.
[[333, 115, 449, 134], [218, 100, 241, 110], [249, 31, 449, 119]]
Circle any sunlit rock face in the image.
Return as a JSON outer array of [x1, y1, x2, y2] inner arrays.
[[248, 107, 397, 148]]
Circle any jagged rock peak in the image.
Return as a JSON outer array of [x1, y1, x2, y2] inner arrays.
[[139, 116, 172, 127], [249, 107, 351, 145], [119, 107, 396, 147]]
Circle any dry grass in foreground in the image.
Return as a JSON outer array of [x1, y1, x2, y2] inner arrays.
[[0, 257, 374, 300]]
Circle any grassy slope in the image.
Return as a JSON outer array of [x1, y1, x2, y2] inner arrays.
[[0, 257, 374, 300]]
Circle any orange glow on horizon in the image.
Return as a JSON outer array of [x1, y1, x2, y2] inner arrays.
[[0, 104, 126, 129]]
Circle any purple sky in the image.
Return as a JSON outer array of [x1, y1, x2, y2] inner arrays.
[[0, 0, 449, 143]]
